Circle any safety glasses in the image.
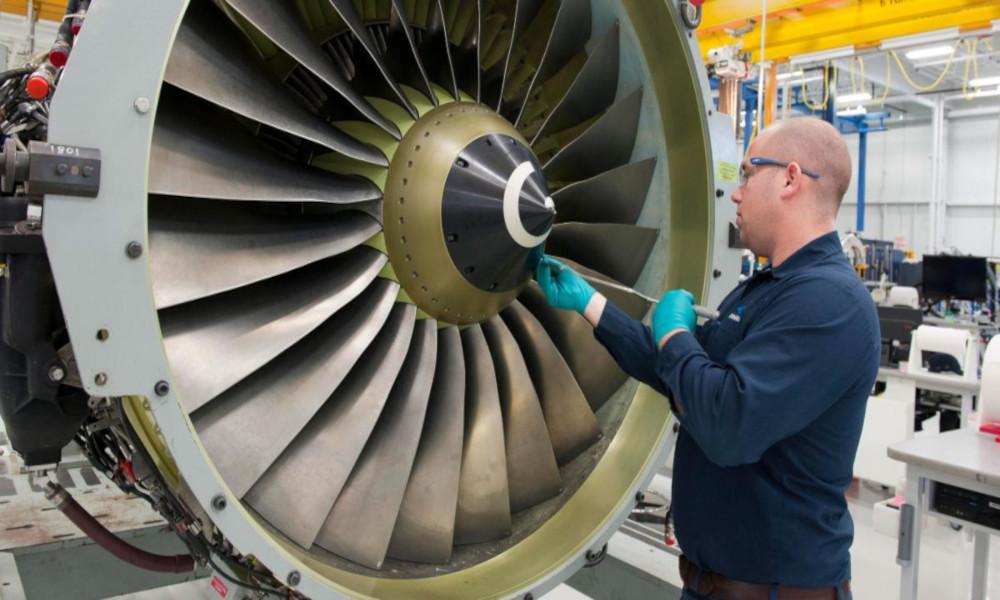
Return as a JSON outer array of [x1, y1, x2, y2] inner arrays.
[[739, 156, 821, 186]]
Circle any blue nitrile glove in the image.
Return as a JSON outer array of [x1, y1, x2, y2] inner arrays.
[[653, 289, 696, 342], [535, 256, 596, 315]]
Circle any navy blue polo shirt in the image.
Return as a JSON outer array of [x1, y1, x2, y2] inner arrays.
[[594, 231, 880, 586]]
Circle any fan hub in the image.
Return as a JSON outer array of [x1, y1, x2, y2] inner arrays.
[[384, 102, 554, 325]]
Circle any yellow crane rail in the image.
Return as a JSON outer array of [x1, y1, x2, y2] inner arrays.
[[699, 0, 1000, 63], [1, 0, 70, 23]]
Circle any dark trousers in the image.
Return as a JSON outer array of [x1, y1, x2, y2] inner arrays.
[[679, 556, 852, 600], [680, 590, 852, 600]]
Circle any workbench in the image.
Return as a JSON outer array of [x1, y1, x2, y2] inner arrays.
[[890, 428, 1000, 600]]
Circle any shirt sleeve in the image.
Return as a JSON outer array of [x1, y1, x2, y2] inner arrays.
[[656, 279, 877, 468], [593, 301, 670, 397]]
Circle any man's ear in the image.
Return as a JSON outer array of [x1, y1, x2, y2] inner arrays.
[[779, 163, 803, 200]]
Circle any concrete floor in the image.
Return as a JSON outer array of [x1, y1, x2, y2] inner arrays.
[[15, 484, 1000, 600], [560, 475, 1000, 600]]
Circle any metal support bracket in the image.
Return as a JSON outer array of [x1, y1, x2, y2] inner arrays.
[[0, 138, 101, 198]]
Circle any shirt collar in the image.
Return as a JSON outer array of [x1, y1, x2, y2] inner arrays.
[[770, 231, 843, 280]]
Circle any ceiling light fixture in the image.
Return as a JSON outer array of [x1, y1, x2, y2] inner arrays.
[[837, 106, 868, 118], [904, 45, 955, 60], [776, 70, 804, 81], [790, 46, 856, 65], [837, 92, 872, 105], [970, 76, 1000, 88], [881, 28, 960, 51], [970, 87, 1000, 99]]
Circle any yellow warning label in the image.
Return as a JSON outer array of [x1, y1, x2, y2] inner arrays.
[[717, 161, 739, 184]]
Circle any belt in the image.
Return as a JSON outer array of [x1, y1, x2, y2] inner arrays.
[[679, 555, 850, 600]]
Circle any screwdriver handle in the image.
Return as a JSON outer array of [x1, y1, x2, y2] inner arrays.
[[694, 305, 720, 321]]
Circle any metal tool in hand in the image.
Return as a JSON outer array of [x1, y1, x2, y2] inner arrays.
[[628, 287, 720, 321], [540, 258, 720, 320]]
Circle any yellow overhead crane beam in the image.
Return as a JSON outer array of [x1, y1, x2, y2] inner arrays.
[[1, 0, 70, 23], [700, 0, 839, 34], [699, 0, 1000, 63]]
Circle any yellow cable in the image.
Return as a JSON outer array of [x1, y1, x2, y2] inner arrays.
[[746, 119, 759, 148], [973, 38, 981, 81], [850, 58, 857, 94], [962, 39, 974, 99], [889, 41, 960, 92], [801, 64, 833, 111], [859, 56, 866, 93], [874, 55, 891, 103]]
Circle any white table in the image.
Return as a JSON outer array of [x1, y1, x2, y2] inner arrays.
[[877, 366, 980, 423], [890, 429, 1000, 600]]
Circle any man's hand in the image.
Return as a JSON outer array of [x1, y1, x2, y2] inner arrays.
[[653, 289, 696, 347], [535, 256, 596, 315]]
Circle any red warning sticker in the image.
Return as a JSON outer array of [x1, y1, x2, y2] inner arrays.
[[211, 575, 229, 598]]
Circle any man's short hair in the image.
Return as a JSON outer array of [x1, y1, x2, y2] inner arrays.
[[762, 118, 853, 215]]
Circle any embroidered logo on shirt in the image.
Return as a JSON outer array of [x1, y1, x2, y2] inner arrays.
[[728, 313, 741, 323], [728, 306, 746, 323]]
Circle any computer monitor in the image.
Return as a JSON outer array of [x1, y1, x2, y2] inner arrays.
[[897, 261, 922, 288], [877, 306, 922, 367], [922, 255, 988, 302], [877, 306, 922, 342]]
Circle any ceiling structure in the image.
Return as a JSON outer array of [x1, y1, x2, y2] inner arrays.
[[699, 0, 1000, 121]]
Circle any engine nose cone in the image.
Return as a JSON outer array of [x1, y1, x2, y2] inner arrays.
[[442, 133, 555, 294], [383, 103, 554, 325]]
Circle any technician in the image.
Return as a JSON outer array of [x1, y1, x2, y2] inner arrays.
[[536, 117, 879, 600]]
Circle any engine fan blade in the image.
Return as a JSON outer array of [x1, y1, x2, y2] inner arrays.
[[149, 198, 380, 309], [386, 0, 437, 104], [481, 316, 561, 513], [192, 279, 397, 498], [451, 0, 482, 101], [220, 0, 400, 138], [323, 0, 418, 117], [453, 324, 511, 544], [316, 320, 438, 569], [160, 248, 385, 413], [542, 87, 642, 184], [490, 0, 542, 109], [150, 98, 383, 205], [551, 158, 656, 226], [387, 326, 465, 564], [531, 23, 619, 145], [510, 0, 590, 125], [416, 0, 460, 100], [243, 304, 416, 548], [500, 301, 600, 465], [544, 223, 658, 287], [166, 2, 385, 165], [519, 283, 628, 411]]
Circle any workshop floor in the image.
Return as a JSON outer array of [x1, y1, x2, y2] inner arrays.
[[557, 475, 1000, 600], [847, 483, 1000, 600]]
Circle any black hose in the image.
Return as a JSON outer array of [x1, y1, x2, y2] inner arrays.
[[0, 67, 32, 87], [45, 482, 196, 573]]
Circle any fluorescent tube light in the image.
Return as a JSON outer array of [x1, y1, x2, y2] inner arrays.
[[970, 87, 1000, 99], [776, 70, 804, 81], [836, 92, 872, 105], [970, 77, 1000, 88], [790, 46, 855, 65], [881, 28, 960, 51], [797, 75, 825, 85], [837, 106, 867, 117], [904, 45, 955, 60]]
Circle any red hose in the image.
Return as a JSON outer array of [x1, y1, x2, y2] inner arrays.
[[45, 482, 195, 573]]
